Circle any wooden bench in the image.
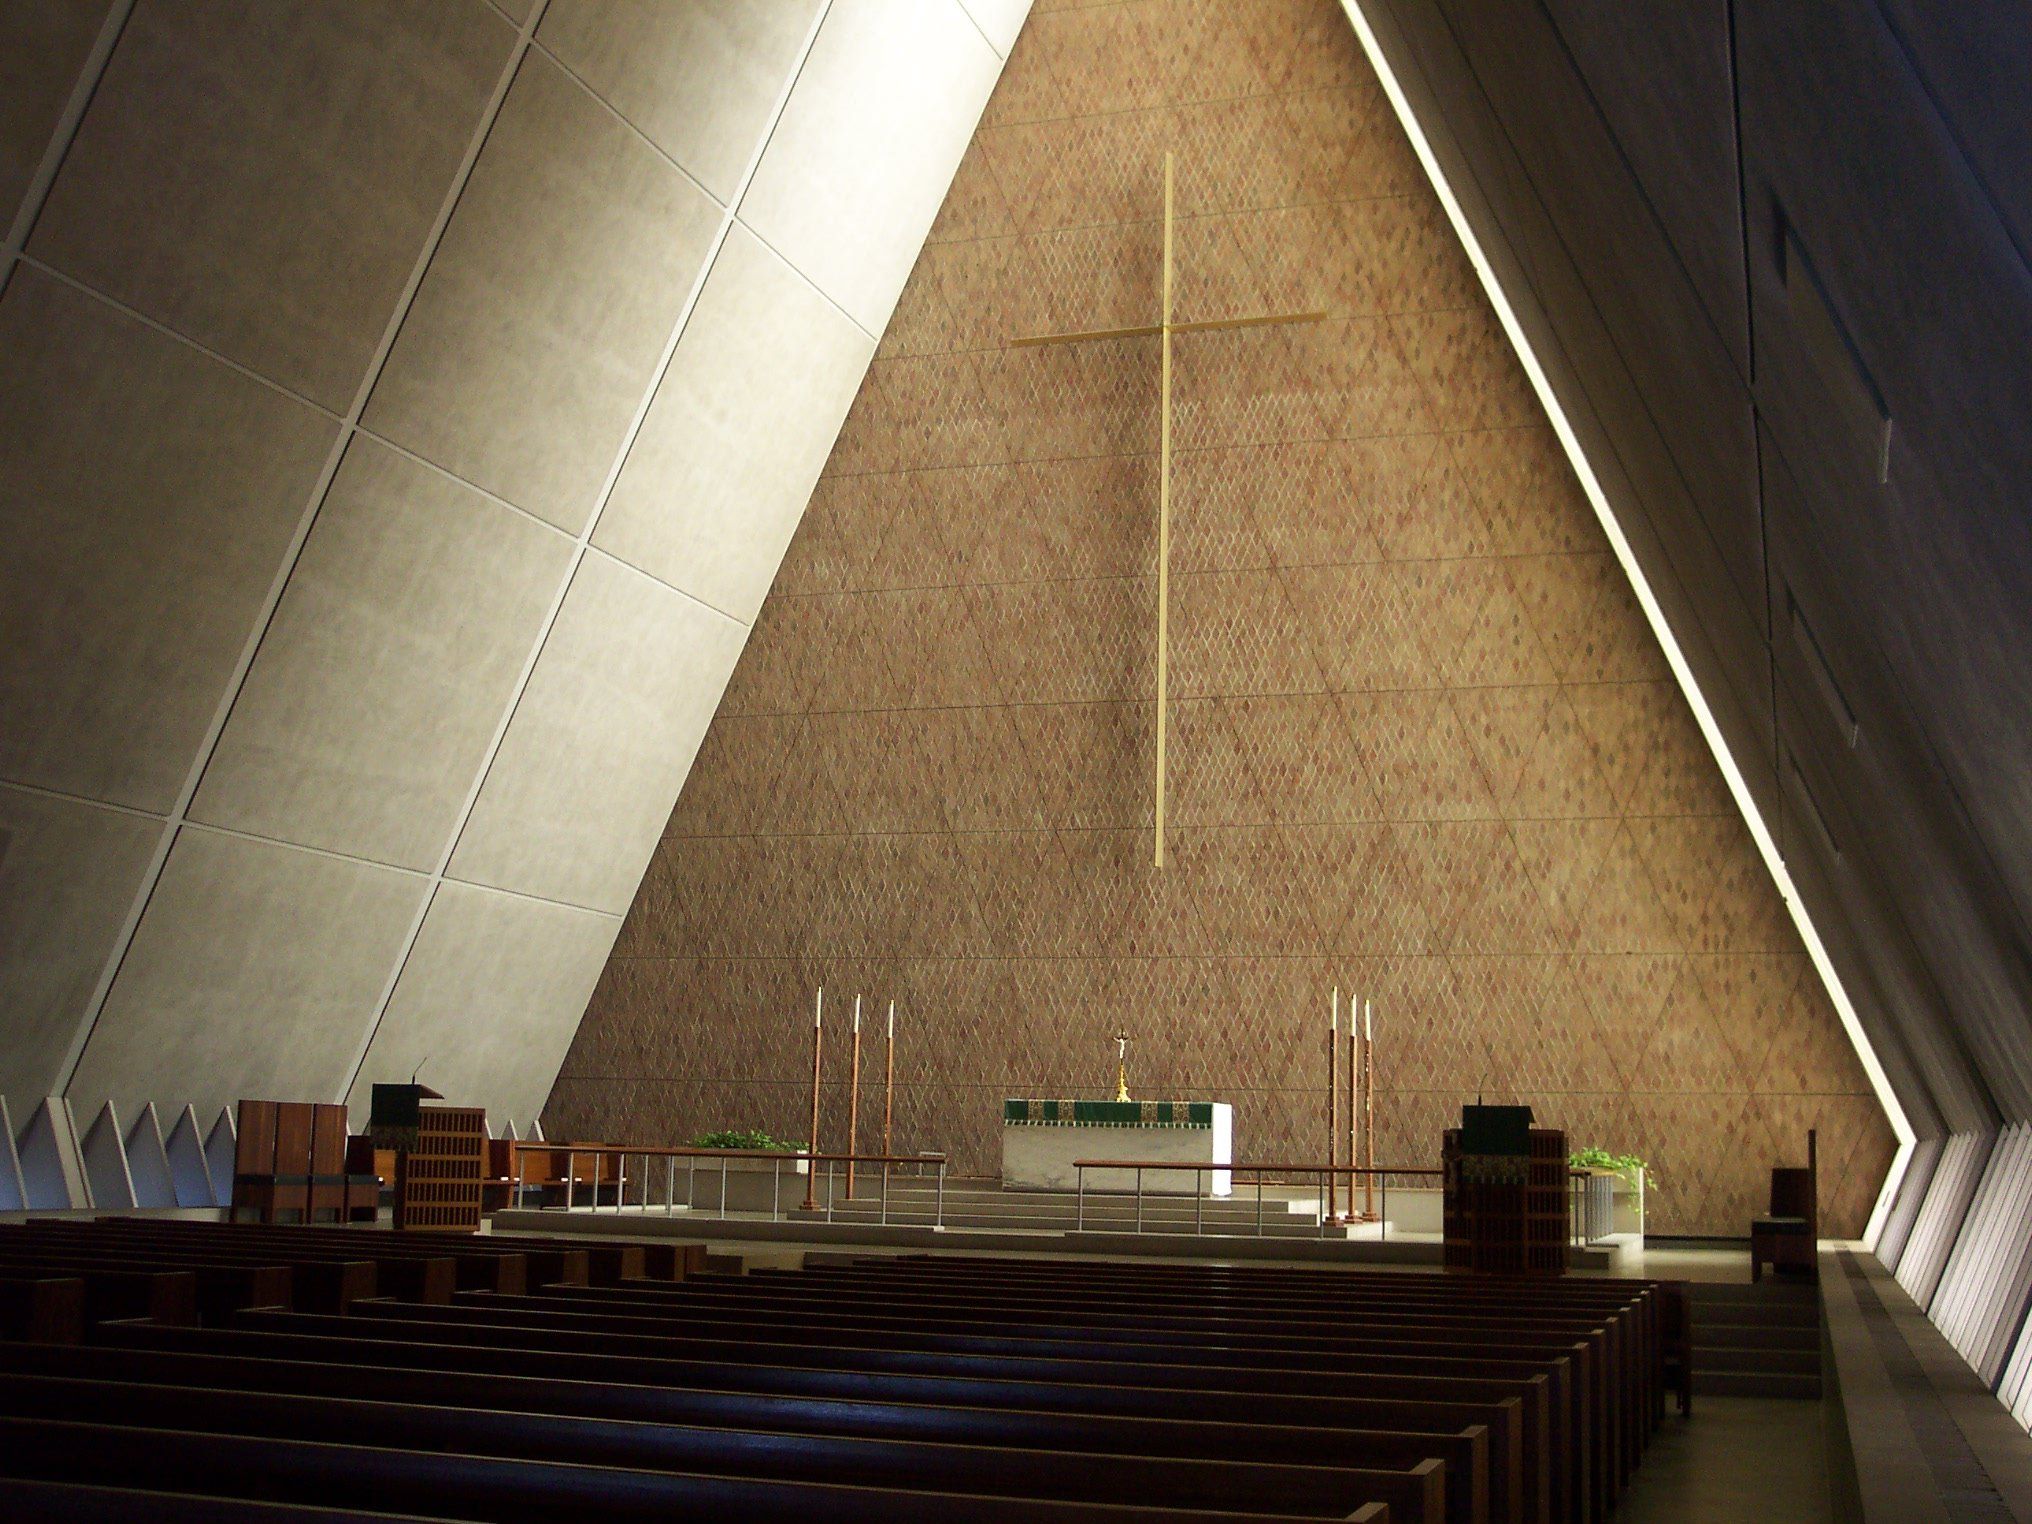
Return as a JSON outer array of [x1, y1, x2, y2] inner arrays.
[[11, 1223, 379, 1314], [229, 1302, 1550, 1523], [82, 1219, 461, 1303], [452, 1283, 1580, 1519], [0, 1222, 1695, 1523], [0, 1275, 85, 1343], [0, 1240, 286, 1322], [0, 1414, 1370, 1523], [794, 1253, 1672, 1513], [100, 1314, 1527, 1523], [0, 1338, 1490, 1524], [0, 1368, 1440, 1522]]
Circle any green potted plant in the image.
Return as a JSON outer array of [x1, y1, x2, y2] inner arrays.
[[687, 1129, 803, 1153], [673, 1129, 811, 1213]]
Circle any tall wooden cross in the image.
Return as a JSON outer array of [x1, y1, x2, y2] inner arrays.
[[1013, 152, 1326, 868]]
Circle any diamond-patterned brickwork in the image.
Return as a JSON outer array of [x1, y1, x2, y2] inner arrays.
[[550, 0, 1894, 1236]]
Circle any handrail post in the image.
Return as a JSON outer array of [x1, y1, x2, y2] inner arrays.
[[1319, 1168, 1327, 1237], [772, 1158, 781, 1221], [516, 1149, 527, 1212], [935, 1160, 944, 1230], [1195, 1166, 1203, 1235], [881, 1162, 889, 1226], [719, 1156, 728, 1219], [826, 1158, 834, 1223], [1381, 1173, 1388, 1242], [1135, 1166, 1143, 1234], [687, 1156, 696, 1211], [666, 1156, 674, 1216], [1256, 1170, 1264, 1236], [565, 1150, 574, 1212], [1077, 1166, 1084, 1231]]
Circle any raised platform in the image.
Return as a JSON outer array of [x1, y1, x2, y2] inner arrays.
[[493, 1176, 1627, 1269]]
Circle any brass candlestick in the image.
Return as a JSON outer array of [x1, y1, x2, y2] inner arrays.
[[1113, 1029, 1131, 1103]]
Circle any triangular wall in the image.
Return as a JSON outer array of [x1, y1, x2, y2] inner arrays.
[[548, 0, 1894, 1236]]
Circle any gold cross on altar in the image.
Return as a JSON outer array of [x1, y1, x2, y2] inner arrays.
[[1012, 152, 1326, 869]]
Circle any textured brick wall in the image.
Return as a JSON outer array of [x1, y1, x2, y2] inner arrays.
[[548, 0, 1895, 1237]]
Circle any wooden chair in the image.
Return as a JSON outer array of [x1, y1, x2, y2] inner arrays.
[[1751, 1128, 1819, 1282]]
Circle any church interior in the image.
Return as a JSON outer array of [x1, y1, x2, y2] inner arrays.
[[1, 1, 2028, 1519]]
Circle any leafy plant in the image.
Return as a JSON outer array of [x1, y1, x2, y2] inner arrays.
[[1569, 1146, 1655, 1195], [688, 1129, 804, 1152]]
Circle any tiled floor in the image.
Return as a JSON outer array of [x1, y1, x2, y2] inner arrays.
[[1618, 1396, 1831, 1523]]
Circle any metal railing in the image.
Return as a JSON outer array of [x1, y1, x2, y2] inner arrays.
[[1071, 1159, 1617, 1249], [507, 1144, 948, 1229], [1070, 1158, 1441, 1238]]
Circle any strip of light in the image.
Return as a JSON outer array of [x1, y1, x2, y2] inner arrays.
[[1335, 1, 1917, 1241]]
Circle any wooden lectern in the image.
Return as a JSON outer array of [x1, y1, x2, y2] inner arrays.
[[1442, 1105, 1569, 1275], [370, 1083, 486, 1233]]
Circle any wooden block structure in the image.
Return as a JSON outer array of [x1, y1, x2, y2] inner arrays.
[[231, 1101, 360, 1224], [393, 1106, 487, 1233], [1443, 1113, 1571, 1278], [0, 1218, 1694, 1521]]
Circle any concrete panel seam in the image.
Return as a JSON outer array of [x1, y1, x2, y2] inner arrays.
[[55, 0, 557, 1100], [337, 0, 843, 1106], [0, 0, 136, 280]]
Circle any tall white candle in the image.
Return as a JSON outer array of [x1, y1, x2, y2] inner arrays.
[[1332, 985, 1339, 1033], [814, 986, 823, 1028], [1365, 998, 1373, 1042], [853, 994, 861, 1032], [887, 1000, 895, 1038]]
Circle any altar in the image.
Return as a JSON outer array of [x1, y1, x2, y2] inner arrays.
[[1002, 1100, 1232, 1196]]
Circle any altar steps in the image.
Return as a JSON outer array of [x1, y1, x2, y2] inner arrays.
[[1687, 1279, 1824, 1399]]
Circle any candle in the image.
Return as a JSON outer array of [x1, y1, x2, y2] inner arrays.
[[1332, 985, 1339, 1033], [1365, 998, 1373, 1042], [853, 994, 861, 1032], [814, 986, 823, 1027], [888, 1000, 895, 1038]]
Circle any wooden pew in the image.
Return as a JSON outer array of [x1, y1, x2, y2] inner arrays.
[[0, 1415, 1383, 1523], [153, 1219, 540, 1292], [440, 1288, 1561, 1523], [220, 1304, 1553, 1524], [0, 1370, 1442, 1522], [97, 1316, 1528, 1524], [473, 1230, 653, 1286], [84, 1220, 463, 1303], [2, 1223, 1688, 1524], [0, 1478, 455, 1522], [0, 1255, 194, 1328], [0, 1275, 85, 1343], [0, 1241, 285, 1323], [783, 1257, 1660, 1518], [12, 1223, 379, 1314], [0, 1339, 1490, 1524]]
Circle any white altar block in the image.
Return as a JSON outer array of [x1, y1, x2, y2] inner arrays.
[[1001, 1100, 1231, 1196]]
